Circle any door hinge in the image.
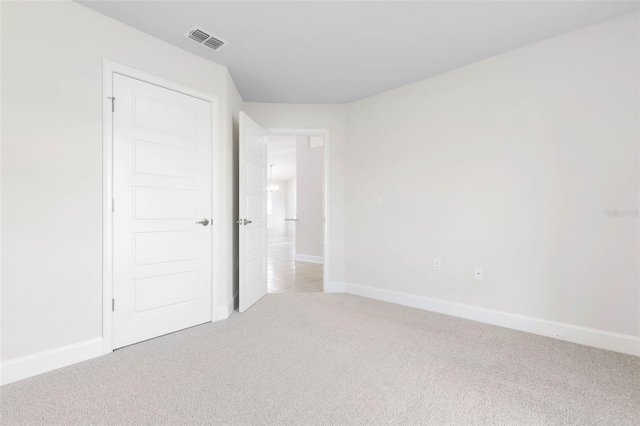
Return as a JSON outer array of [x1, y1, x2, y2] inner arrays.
[[112, 198, 115, 212], [112, 299, 115, 312], [108, 96, 115, 112]]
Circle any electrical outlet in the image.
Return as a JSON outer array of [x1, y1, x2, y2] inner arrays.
[[433, 257, 442, 271], [474, 266, 483, 281], [372, 196, 383, 207]]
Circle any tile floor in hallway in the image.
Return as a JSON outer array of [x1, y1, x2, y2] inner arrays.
[[268, 242, 323, 293]]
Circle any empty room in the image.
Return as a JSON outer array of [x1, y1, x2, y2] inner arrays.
[[1, 1, 639, 425]]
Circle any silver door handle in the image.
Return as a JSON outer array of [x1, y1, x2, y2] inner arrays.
[[284, 218, 298, 222], [236, 219, 253, 225], [196, 218, 210, 226]]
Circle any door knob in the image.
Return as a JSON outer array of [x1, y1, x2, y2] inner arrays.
[[196, 218, 210, 226], [236, 219, 253, 225]]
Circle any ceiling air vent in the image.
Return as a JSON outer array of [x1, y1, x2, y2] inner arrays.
[[188, 28, 209, 43], [204, 37, 225, 50], [185, 26, 228, 52]]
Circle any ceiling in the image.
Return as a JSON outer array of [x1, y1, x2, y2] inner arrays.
[[267, 135, 297, 181], [78, 1, 639, 104]]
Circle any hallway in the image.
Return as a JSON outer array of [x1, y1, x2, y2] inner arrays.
[[267, 242, 323, 293]]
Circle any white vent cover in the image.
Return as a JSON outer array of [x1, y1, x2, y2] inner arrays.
[[185, 26, 228, 52]]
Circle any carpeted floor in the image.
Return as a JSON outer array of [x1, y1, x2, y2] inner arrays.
[[1, 293, 638, 425]]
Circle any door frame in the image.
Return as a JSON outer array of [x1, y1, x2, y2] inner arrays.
[[265, 128, 330, 292], [102, 61, 220, 354]]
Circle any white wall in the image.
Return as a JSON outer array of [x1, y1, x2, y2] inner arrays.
[[344, 12, 639, 339], [295, 136, 324, 259], [268, 180, 288, 242], [242, 103, 347, 284], [286, 178, 297, 240], [0, 1, 242, 362]]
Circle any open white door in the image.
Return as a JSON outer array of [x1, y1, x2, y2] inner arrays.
[[238, 112, 268, 313]]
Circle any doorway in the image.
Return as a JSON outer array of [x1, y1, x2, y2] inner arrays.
[[266, 134, 325, 293], [237, 113, 330, 312]]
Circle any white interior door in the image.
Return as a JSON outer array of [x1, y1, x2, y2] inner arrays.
[[112, 74, 212, 349], [239, 112, 268, 313]]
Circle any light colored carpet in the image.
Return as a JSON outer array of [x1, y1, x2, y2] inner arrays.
[[1, 293, 638, 425]]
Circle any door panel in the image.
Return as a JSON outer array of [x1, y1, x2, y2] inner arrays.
[[133, 141, 198, 178], [134, 271, 198, 312], [134, 231, 197, 265], [133, 187, 198, 219], [133, 95, 198, 137], [239, 112, 268, 313], [112, 74, 212, 349]]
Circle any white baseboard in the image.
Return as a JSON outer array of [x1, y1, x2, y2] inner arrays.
[[214, 304, 229, 321], [4, 288, 633, 387], [324, 282, 347, 293], [0, 338, 104, 386], [268, 238, 294, 243], [214, 294, 237, 321], [3, 294, 241, 386], [342, 283, 640, 357], [294, 254, 324, 264]]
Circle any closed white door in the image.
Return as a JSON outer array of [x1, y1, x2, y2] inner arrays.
[[112, 74, 212, 349], [238, 112, 268, 313]]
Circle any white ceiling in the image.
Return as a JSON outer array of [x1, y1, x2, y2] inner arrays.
[[267, 135, 297, 181], [78, 1, 639, 104]]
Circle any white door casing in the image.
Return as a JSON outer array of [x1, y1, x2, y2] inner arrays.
[[112, 73, 213, 349], [238, 112, 268, 313]]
